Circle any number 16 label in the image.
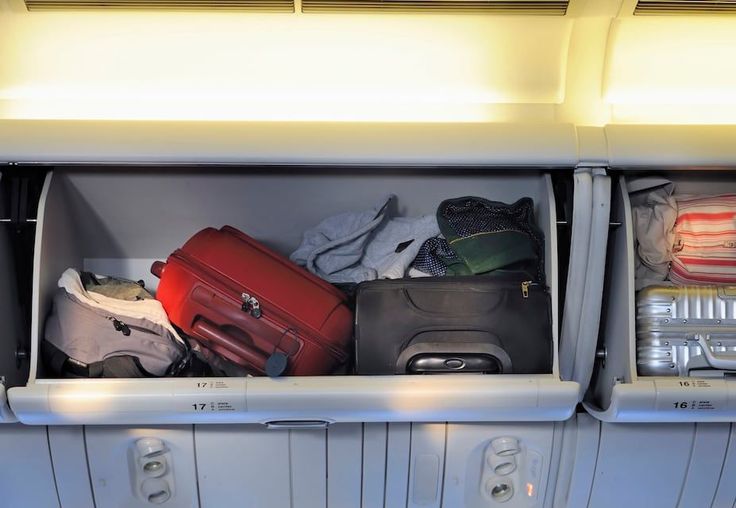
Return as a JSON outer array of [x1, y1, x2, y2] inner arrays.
[[655, 379, 727, 412]]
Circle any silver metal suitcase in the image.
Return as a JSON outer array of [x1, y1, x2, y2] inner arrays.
[[637, 285, 736, 377]]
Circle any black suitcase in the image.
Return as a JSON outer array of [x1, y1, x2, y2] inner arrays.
[[354, 277, 553, 375]]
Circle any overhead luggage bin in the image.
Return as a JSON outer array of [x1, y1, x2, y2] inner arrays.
[[586, 171, 736, 423], [7, 163, 581, 425], [606, 125, 736, 169], [0, 120, 579, 167]]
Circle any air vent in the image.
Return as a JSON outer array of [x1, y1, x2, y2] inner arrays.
[[301, 0, 568, 14], [24, 0, 294, 11], [635, 0, 736, 14]]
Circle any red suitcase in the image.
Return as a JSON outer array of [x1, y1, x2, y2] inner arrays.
[[151, 226, 353, 376]]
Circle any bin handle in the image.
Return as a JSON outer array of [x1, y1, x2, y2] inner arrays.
[[265, 420, 331, 430], [695, 334, 736, 371]]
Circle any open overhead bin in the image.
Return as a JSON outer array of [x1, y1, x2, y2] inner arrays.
[[6, 163, 582, 425], [0, 0, 588, 425], [4, 158, 586, 425], [0, 0, 614, 426], [586, 13, 736, 422], [586, 171, 736, 423]]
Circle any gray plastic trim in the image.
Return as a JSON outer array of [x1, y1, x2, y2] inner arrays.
[[0, 120, 580, 166], [560, 169, 593, 382], [572, 169, 611, 398]]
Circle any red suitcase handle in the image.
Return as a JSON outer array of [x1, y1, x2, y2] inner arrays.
[[151, 261, 165, 278], [192, 318, 269, 376]]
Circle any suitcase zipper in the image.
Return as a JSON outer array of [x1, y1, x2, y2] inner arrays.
[[240, 293, 262, 319], [107, 317, 131, 336], [521, 281, 538, 299], [105, 316, 159, 337]]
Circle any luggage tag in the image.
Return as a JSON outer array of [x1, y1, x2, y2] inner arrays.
[[265, 329, 295, 378], [266, 353, 288, 378]]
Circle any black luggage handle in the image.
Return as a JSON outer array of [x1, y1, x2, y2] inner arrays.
[[192, 318, 289, 378], [396, 342, 512, 375], [192, 318, 269, 375]]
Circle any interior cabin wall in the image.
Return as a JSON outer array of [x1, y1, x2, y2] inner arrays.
[[1, 0, 736, 506], [33, 167, 559, 379], [0, 423, 60, 507], [16, 418, 736, 508], [45, 421, 559, 508]]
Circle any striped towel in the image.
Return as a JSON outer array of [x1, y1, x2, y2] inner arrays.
[[671, 194, 736, 285]]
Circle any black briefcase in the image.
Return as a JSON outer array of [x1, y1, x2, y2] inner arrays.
[[354, 277, 553, 375]]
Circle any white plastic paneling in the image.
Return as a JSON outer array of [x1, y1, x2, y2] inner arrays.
[[191, 422, 558, 508], [551, 414, 599, 508], [85, 425, 199, 508], [711, 424, 736, 508], [290, 427, 328, 508], [679, 424, 731, 508], [361, 423, 388, 508], [10, 378, 249, 425], [10, 167, 578, 425], [408, 423, 446, 508], [0, 121, 579, 166], [245, 375, 577, 424], [551, 418, 731, 508], [384, 422, 412, 508], [195, 425, 293, 508], [541, 421, 565, 508], [195, 423, 395, 508], [0, 424, 60, 507], [328, 423, 364, 508], [441, 423, 555, 508], [588, 423, 692, 508], [606, 125, 736, 168], [48, 426, 95, 508]]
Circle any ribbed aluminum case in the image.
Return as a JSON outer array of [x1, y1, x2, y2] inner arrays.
[[636, 285, 736, 376]]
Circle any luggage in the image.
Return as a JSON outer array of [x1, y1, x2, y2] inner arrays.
[[436, 196, 545, 281], [670, 194, 736, 285], [151, 226, 353, 376], [636, 285, 736, 376], [43, 269, 187, 378], [354, 277, 553, 375]]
